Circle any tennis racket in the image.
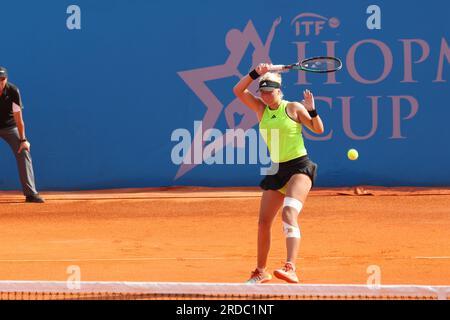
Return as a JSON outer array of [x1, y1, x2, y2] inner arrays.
[[269, 56, 342, 73]]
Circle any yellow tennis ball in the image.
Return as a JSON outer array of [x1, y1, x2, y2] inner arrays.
[[347, 148, 359, 160]]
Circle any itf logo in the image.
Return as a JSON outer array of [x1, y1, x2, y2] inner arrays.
[[290, 13, 340, 36]]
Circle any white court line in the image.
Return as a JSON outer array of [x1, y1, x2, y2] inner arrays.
[[0, 256, 449, 263], [415, 256, 450, 259], [0, 257, 242, 263]]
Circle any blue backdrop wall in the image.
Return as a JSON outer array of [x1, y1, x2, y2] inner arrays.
[[0, 0, 449, 190]]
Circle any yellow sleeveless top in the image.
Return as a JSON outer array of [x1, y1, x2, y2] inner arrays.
[[259, 100, 307, 163]]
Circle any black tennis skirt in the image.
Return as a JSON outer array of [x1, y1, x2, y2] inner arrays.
[[259, 155, 318, 191]]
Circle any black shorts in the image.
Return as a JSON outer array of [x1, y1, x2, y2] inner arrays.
[[259, 155, 318, 191]]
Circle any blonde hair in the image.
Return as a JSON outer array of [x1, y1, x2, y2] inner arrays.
[[259, 72, 283, 99]]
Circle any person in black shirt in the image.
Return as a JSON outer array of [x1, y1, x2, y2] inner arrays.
[[0, 66, 44, 203]]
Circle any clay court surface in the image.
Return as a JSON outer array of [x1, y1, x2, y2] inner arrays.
[[0, 187, 449, 285]]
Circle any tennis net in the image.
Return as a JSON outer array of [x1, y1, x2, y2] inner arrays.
[[0, 281, 449, 300]]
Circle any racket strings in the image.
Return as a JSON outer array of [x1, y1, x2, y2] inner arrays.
[[301, 58, 341, 72]]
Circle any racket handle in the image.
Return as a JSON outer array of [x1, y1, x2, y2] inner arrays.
[[269, 65, 291, 73], [269, 65, 286, 72]]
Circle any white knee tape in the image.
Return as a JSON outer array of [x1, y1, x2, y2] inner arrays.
[[283, 197, 303, 213], [283, 222, 301, 238]]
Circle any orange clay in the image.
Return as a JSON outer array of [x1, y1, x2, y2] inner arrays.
[[0, 187, 449, 285]]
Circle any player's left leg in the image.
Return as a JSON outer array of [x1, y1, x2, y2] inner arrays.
[[246, 189, 284, 284], [273, 173, 312, 283]]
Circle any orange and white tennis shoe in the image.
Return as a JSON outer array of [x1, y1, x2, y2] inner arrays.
[[246, 269, 272, 284], [273, 262, 299, 283]]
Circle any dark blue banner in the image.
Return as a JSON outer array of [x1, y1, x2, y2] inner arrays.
[[0, 0, 449, 189]]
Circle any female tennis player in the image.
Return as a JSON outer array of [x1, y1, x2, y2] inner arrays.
[[233, 63, 324, 283]]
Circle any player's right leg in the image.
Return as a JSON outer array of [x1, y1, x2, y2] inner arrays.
[[273, 173, 312, 283], [246, 190, 284, 284]]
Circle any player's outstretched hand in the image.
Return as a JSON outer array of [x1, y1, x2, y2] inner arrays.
[[302, 89, 315, 111]]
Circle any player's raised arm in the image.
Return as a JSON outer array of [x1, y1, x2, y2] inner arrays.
[[233, 63, 271, 116]]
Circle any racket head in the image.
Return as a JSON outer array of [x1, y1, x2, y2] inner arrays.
[[292, 56, 343, 73]]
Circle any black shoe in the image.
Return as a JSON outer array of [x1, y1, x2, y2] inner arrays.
[[25, 194, 45, 203]]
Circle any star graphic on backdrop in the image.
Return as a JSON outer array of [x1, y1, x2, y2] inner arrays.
[[176, 17, 282, 179]]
